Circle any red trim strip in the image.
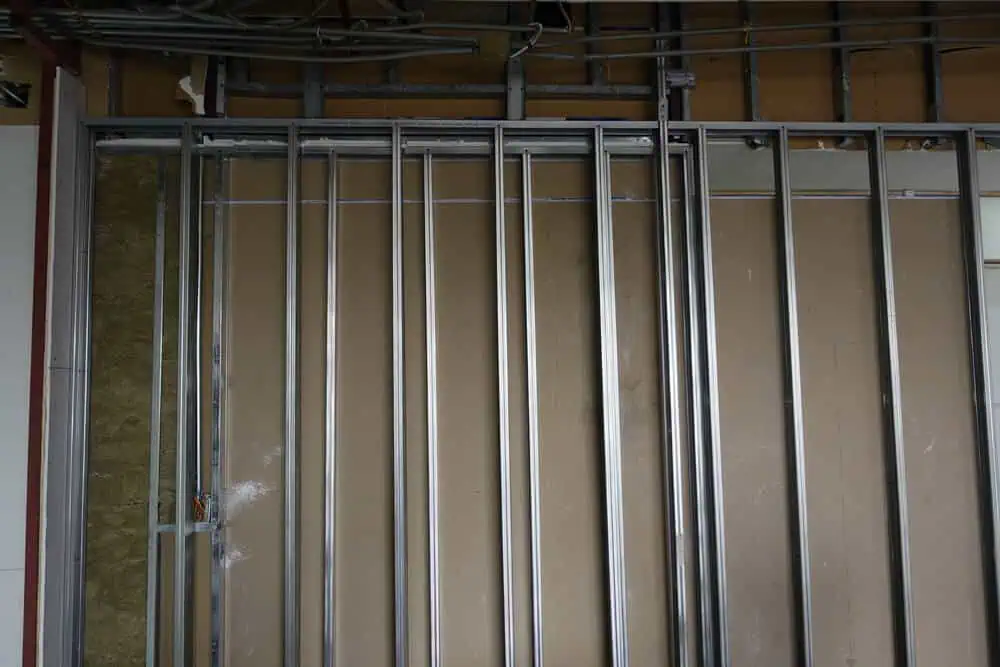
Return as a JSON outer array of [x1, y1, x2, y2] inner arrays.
[[22, 61, 55, 667]]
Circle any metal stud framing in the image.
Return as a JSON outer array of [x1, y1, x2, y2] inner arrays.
[[425, 149, 442, 667], [774, 127, 814, 667], [391, 123, 408, 667], [494, 126, 517, 667], [594, 126, 630, 667], [323, 150, 339, 667], [868, 127, 916, 667], [522, 148, 544, 667], [143, 157, 167, 667], [54, 118, 1000, 667], [957, 129, 1000, 666]]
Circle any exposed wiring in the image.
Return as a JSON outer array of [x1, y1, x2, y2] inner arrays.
[[84, 38, 477, 63], [527, 35, 1000, 61], [509, 21, 542, 60], [530, 10, 1000, 51]]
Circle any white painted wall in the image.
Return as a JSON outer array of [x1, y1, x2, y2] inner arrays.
[[0, 125, 39, 667]]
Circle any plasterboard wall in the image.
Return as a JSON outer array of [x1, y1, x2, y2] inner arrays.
[[0, 125, 39, 667]]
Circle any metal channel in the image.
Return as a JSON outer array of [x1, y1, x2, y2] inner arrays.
[[425, 150, 442, 667], [691, 126, 730, 667], [594, 127, 629, 667], [210, 154, 228, 667], [957, 129, 1000, 664], [867, 128, 916, 667], [323, 151, 339, 667], [494, 126, 516, 667], [522, 150, 544, 667], [392, 123, 409, 667], [773, 128, 815, 667], [174, 123, 201, 667], [144, 157, 167, 667], [654, 120, 688, 667], [284, 125, 301, 667]]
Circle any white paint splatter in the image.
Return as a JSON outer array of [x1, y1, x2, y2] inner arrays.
[[262, 445, 283, 467], [222, 545, 249, 569], [223, 479, 272, 519]]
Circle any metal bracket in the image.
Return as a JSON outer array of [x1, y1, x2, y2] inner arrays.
[[506, 55, 525, 121], [0, 79, 30, 108]]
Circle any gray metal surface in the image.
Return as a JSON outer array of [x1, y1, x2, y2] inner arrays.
[[773, 128, 814, 667], [283, 125, 301, 667], [144, 157, 166, 667], [425, 149, 442, 667], [210, 155, 228, 667], [654, 121, 689, 667], [868, 128, 916, 667], [494, 127, 516, 667], [391, 124, 408, 667], [694, 126, 730, 667], [323, 151, 338, 667], [594, 127, 629, 667], [521, 149, 543, 667], [957, 130, 1000, 666], [174, 123, 199, 667]]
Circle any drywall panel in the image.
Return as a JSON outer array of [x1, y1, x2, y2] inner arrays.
[[0, 125, 37, 667], [434, 178, 504, 667], [223, 159, 287, 667], [709, 197, 795, 667], [890, 198, 989, 667], [792, 198, 895, 667], [531, 191, 607, 667], [612, 192, 671, 667]]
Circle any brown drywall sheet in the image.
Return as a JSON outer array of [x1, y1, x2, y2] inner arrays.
[[610, 158, 670, 667], [432, 159, 503, 667], [223, 158, 286, 667], [531, 159, 606, 667], [791, 198, 895, 667], [889, 197, 989, 667], [299, 158, 327, 667], [709, 197, 795, 667], [334, 160, 394, 667]]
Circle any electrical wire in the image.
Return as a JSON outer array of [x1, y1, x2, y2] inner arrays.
[[84, 38, 477, 63], [527, 35, 1000, 61], [530, 10, 1000, 51], [510, 22, 542, 60]]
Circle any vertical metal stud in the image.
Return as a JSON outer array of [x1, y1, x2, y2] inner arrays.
[[210, 155, 228, 667], [739, 0, 761, 125], [284, 125, 301, 667], [522, 150, 544, 667], [174, 123, 201, 667], [956, 129, 1000, 666], [425, 150, 442, 667], [144, 157, 167, 667], [586, 4, 606, 87], [323, 151, 339, 667], [682, 135, 714, 667], [654, 119, 689, 667], [867, 128, 915, 667], [690, 127, 729, 667], [69, 126, 97, 667], [392, 123, 409, 667], [831, 2, 852, 125], [773, 127, 814, 667], [494, 127, 516, 667], [922, 2, 943, 124], [594, 127, 629, 667]]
